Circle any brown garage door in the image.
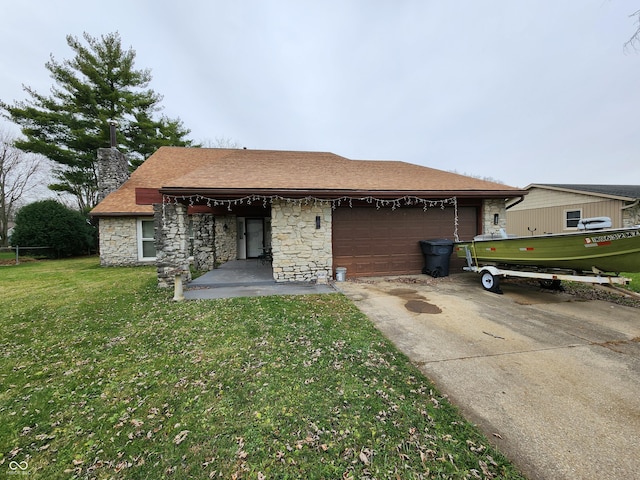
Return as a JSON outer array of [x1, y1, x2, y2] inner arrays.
[[332, 206, 477, 277]]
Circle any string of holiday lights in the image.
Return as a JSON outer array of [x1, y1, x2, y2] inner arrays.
[[162, 193, 460, 241]]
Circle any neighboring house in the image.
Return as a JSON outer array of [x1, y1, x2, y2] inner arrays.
[[506, 184, 640, 236], [90, 147, 527, 287]]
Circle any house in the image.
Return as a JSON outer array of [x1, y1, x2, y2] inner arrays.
[[506, 184, 640, 236], [90, 147, 527, 287]]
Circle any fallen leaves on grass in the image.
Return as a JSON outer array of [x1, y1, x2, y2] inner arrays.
[[173, 430, 190, 445], [0, 259, 525, 479]]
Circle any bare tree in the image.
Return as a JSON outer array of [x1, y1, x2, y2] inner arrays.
[[0, 130, 44, 246], [201, 136, 243, 149], [625, 9, 640, 52]]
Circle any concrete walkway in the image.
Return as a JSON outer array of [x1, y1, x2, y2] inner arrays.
[[184, 260, 336, 299]]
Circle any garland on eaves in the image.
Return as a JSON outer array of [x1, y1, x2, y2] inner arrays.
[[162, 194, 460, 241]]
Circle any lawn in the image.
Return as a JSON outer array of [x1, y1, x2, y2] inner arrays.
[[623, 272, 640, 293], [0, 251, 15, 261], [0, 258, 525, 479]]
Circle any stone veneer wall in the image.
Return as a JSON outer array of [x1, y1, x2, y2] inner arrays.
[[270, 200, 332, 282], [192, 213, 215, 271], [623, 204, 640, 227], [98, 217, 143, 266], [154, 203, 191, 288], [214, 215, 237, 263], [481, 198, 508, 236]]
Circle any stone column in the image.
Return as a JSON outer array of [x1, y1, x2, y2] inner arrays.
[[192, 213, 215, 271], [482, 199, 507, 237], [154, 202, 192, 288], [213, 215, 237, 263], [271, 200, 332, 282]]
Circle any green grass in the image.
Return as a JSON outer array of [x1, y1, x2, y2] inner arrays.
[[623, 272, 640, 293], [1, 258, 525, 479], [0, 251, 15, 260], [0, 250, 41, 264]]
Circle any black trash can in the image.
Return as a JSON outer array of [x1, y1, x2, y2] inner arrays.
[[419, 239, 454, 277]]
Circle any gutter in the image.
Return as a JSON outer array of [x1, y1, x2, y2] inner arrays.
[[158, 187, 529, 200], [90, 211, 154, 218]]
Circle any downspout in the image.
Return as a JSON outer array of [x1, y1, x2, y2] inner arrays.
[[505, 196, 525, 210]]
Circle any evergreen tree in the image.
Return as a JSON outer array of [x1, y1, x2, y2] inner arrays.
[[1, 32, 195, 211], [10, 199, 96, 258]]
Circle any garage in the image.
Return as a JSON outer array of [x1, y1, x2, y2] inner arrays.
[[332, 205, 478, 277]]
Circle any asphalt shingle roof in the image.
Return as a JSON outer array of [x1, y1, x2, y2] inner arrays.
[[92, 147, 525, 216], [534, 184, 640, 199]]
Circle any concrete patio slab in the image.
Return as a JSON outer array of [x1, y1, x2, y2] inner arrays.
[[184, 260, 337, 299]]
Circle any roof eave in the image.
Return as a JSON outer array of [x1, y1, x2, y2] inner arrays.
[[90, 211, 154, 218], [158, 187, 528, 199], [526, 184, 638, 201]]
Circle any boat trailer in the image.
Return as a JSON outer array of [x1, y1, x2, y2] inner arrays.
[[460, 245, 632, 294]]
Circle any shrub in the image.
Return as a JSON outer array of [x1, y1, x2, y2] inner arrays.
[[10, 199, 95, 257]]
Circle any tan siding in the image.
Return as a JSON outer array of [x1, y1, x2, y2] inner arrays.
[[507, 200, 624, 236], [508, 188, 604, 211]]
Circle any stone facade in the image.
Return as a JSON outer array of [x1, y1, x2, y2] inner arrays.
[[481, 199, 508, 237], [98, 197, 513, 285], [98, 217, 143, 266], [214, 215, 237, 263], [97, 148, 129, 203], [270, 200, 332, 282], [191, 213, 215, 271], [623, 204, 640, 228], [154, 203, 191, 288]]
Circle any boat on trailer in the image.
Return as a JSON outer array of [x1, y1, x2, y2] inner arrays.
[[455, 218, 640, 293]]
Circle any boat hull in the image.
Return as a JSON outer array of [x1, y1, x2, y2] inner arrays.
[[455, 227, 640, 273]]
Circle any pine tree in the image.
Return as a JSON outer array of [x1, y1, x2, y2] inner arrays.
[[1, 32, 195, 210]]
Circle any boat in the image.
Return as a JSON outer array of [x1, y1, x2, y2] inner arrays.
[[455, 219, 640, 275]]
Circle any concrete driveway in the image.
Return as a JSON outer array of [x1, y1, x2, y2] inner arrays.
[[336, 272, 640, 480]]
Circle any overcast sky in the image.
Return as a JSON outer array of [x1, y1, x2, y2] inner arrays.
[[1, 1, 639, 188]]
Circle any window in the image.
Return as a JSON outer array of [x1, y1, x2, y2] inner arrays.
[[138, 217, 193, 261], [565, 210, 581, 229], [137, 219, 156, 260]]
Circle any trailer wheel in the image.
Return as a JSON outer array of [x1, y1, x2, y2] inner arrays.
[[481, 270, 502, 294], [539, 279, 562, 290]]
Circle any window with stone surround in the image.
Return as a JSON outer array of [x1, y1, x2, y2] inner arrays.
[[137, 218, 194, 262]]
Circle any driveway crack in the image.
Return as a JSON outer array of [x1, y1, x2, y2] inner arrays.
[[414, 343, 588, 364]]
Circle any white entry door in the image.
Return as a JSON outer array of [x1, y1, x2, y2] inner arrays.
[[245, 218, 264, 258]]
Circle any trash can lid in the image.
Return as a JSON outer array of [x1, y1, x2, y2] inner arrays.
[[419, 239, 453, 246]]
